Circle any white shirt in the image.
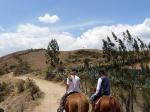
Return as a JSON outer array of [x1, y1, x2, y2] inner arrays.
[[66, 75, 80, 93], [95, 78, 102, 95]]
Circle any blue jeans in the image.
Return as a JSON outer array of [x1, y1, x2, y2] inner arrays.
[[90, 92, 102, 102]]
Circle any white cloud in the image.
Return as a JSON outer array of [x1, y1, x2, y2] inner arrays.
[[0, 18, 150, 56], [38, 13, 60, 24], [49, 20, 113, 31]]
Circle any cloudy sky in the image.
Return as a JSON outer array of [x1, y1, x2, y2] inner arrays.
[[0, 0, 150, 56]]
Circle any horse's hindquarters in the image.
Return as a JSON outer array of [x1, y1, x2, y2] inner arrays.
[[65, 93, 89, 112], [95, 96, 122, 112]]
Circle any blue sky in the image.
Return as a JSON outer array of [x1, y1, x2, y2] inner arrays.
[[0, 0, 150, 56], [0, 0, 150, 31]]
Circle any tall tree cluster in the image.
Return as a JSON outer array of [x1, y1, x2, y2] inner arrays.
[[102, 30, 150, 67], [46, 39, 60, 68], [102, 30, 150, 112]]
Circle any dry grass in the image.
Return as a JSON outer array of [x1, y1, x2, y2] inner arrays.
[[0, 49, 104, 73], [0, 73, 42, 112]]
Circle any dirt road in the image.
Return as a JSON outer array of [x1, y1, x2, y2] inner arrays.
[[18, 76, 65, 112]]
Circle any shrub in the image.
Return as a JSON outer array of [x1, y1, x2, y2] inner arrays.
[[0, 81, 7, 91], [0, 108, 4, 112], [24, 78, 40, 100], [0, 95, 4, 102], [0, 68, 5, 76], [45, 72, 55, 80], [15, 80, 25, 93], [142, 88, 150, 112], [0, 81, 8, 102], [9, 64, 17, 70], [45, 66, 56, 80], [14, 61, 31, 76]]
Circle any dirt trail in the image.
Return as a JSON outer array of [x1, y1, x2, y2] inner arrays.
[[18, 76, 65, 112]]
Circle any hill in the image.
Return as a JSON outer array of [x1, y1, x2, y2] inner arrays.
[[0, 49, 104, 73]]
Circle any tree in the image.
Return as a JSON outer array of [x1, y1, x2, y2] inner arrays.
[[46, 39, 60, 68], [133, 39, 139, 61], [118, 38, 127, 64], [102, 30, 150, 112], [148, 43, 150, 50], [133, 39, 139, 53], [84, 58, 90, 69], [123, 30, 133, 51]]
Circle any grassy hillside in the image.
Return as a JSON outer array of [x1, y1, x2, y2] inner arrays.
[[0, 49, 104, 73]]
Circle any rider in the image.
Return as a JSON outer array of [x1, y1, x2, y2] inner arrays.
[[90, 69, 110, 107], [57, 68, 80, 112]]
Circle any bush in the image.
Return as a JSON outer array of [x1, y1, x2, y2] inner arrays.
[[15, 80, 25, 93], [142, 88, 150, 112], [0, 95, 4, 102], [0, 81, 8, 102], [45, 72, 55, 80], [0, 108, 4, 112], [0, 68, 5, 76], [14, 61, 31, 76], [24, 78, 40, 100], [0, 81, 7, 91], [25, 78, 35, 89], [9, 64, 17, 70]]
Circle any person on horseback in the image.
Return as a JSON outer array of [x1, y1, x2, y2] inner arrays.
[[90, 69, 110, 109], [57, 68, 80, 112]]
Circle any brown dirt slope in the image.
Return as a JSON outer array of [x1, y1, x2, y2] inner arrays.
[[0, 49, 103, 72]]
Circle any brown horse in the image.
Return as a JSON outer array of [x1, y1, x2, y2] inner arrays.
[[65, 93, 89, 112], [94, 96, 122, 112]]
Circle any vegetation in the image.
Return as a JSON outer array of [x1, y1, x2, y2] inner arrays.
[[16, 79, 25, 93], [14, 56, 31, 76], [0, 81, 7, 102], [25, 78, 40, 100], [15, 78, 41, 100], [45, 30, 150, 112], [46, 39, 60, 68], [142, 88, 150, 112], [0, 68, 5, 76], [101, 30, 150, 112], [0, 108, 4, 112]]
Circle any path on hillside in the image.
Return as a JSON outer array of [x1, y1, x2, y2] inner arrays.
[[18, 76, 65, 112]]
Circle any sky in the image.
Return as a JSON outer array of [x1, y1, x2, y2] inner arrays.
[[0, 0, 150, 56]]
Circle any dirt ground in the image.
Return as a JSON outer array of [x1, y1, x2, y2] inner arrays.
[[18, 76, 65, 112]]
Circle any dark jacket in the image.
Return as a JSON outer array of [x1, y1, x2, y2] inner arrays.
[[99, 76, 110, 95]]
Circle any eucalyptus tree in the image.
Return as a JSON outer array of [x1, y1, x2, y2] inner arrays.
[[102, 30, 150, 112], [46, 39, 60, 68], [137, 37, 148, 59], [133, 38, 140, 61], [148, 43, 150, 50]]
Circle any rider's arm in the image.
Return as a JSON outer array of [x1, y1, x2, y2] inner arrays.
[[95, 78, 102, 95], [66, 78, 69, 92]]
